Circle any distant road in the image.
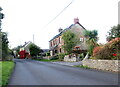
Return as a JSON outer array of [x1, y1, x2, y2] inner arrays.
[[8, 59, 118, 85]]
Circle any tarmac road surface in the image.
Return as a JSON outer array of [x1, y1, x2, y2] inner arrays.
[[8, 59, 119, 85]]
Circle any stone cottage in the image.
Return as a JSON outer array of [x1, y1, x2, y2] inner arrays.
[[49, 18, 88, 57]]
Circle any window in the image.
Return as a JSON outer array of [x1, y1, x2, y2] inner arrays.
[[59, 37, 60, 43], [80, 37, 84, 42], [76, 47, 80, 50], [60, 37, 62, 43], [51, 42, 52, 47], [53, 40, 55, 45], [75, 46, 80, 50]]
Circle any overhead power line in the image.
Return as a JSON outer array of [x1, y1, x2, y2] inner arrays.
[[44, 0, 75, 28]]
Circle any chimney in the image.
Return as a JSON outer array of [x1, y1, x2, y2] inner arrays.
[[58, 28, 63, 33], [74, 17, 79, 24]]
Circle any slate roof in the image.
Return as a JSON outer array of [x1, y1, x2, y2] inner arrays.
[[49, 22, 86, 42], [22, 41, 32, 47], [42, 49, 49, 52]]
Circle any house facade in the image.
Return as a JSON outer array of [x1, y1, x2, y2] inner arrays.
[[19, 41, 33, 59], [49, 18, 88, 56]]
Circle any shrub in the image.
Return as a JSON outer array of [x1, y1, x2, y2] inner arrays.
[[78, 53, 84, 61], [79, 53, 84, 58], [88, 45, 95, 56], [93, 46, 102, 57], [94, 38, 120, 60], [50, 55, 59, 60], [58, 53, 66, 61], [46, 52, 50, 56], [95, 45, 112, 59]]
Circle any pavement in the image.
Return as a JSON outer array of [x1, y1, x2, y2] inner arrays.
[[8, 59, 119, 85]]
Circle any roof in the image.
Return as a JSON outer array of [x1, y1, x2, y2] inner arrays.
[[22, 41, 32, 47], [49, 30, 63, 42], [49, 22, 86, 42], [42, 49, 49, 52], [77, 22, 86, 30]]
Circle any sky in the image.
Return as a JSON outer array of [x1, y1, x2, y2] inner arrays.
[[0, 0, 119, 49]]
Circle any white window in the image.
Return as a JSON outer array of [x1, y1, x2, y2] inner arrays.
[[80, 37, 84, 42]]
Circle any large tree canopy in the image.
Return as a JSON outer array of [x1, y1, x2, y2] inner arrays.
[[84, 30, 98, 55], [62, 30, 79, 54], [29, 44, 43, 57], [84, 30, 98, 42], [107, 24, 120, 41], [0, 32, 9, 60]]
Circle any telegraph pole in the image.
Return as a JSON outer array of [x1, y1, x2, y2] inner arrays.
[[33, 34, 34, 43]]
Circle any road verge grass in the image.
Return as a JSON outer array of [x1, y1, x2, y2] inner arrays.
[[0, 61, 2, 87], [1, 61, 15, 87], [74, 65, 91, 69]]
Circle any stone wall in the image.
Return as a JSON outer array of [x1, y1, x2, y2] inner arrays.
[[64, 55, 79, 62], [82, 59, 120, 72]]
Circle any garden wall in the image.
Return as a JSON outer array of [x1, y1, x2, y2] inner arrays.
[[82, 59, 120, 72], [64, 55, 79, 62]]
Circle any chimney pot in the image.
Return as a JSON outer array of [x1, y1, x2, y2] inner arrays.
[[74, 17, 79, 24]]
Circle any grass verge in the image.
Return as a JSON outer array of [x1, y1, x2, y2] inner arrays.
[[74, 65, 91, 69], [1, 61, 15, 87]]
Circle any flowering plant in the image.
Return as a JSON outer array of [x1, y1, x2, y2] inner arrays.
[[93, 37, 120, 60]]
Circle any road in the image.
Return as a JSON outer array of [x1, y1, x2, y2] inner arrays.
[[8, 59, 118, 85]]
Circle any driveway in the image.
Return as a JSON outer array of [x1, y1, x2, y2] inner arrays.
[[8, 59, 119, 85]]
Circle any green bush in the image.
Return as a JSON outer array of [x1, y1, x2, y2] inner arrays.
[[50, 55, 59, 60], [64, 53, 69, 55], [79, 53, 84, 58], [78, 53, 84, 61], [46, 52, 50, 56], [94, 38, 120, 60], [58, 53, 66, 61]]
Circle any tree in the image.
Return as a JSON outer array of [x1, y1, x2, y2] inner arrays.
[[0, 7, 4, 31], [1, 32, 9, 60], [93, 38, 120, 60], [84, 30, 98, 42], [29, 44, 43, 57], [107, 24, 120, 41], [84, 30, 98, 55], [62, 30, 79, 54], [0, 7, 4, 60], [12, 45, 22, 56], [0, 32, 2, 59]]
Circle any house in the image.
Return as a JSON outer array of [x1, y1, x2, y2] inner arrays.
[[49, 18, 88, 56], [19, 41, 33, 59]]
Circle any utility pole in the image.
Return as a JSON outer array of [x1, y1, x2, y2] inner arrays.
[[33, 34, 34, 43]]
